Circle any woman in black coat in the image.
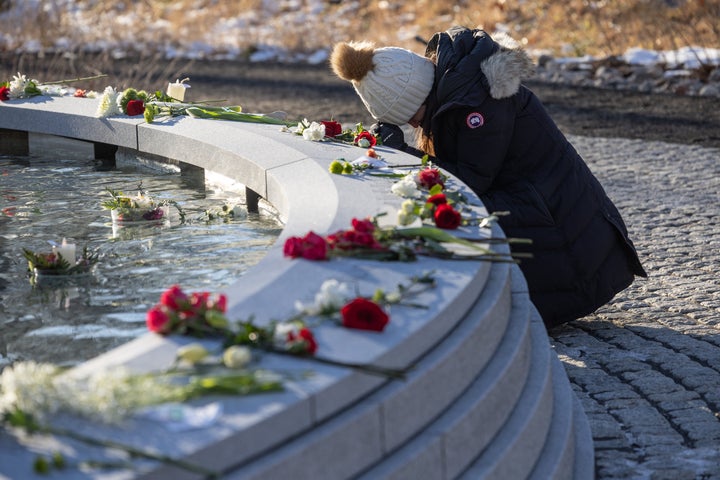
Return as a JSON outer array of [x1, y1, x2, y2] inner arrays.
[[330, 26, 646, 328]]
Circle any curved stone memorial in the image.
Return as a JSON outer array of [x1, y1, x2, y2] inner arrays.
[[0, 97, 594, 479]]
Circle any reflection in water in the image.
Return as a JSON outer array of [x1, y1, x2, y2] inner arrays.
[[0, 142, 281, 367]]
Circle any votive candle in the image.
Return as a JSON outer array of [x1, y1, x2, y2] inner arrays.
[[166, 78, 191, 101], [53, 238, 76, 266]]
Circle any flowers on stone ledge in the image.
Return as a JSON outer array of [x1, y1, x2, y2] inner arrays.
[[0, 72, 106, 101], [285, 119, 380, 148]]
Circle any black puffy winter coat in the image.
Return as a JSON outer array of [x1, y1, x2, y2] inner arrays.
[[423, 27, 646, 328]]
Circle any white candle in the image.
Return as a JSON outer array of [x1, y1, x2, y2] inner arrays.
[[166, 78, 191, 101], [53, 238, 76, 266]]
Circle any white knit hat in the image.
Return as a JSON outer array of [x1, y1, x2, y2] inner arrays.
[[330, 42, 435, 125]]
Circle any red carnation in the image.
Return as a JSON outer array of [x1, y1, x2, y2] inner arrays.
[[126, 99, 145, 116], [146, 306, 171, 333], [434, 203, 462, 229], [0, 86, 9, 101], [341, 298, 390, 332], [354, 130, 377, 147], [321, 120, 342, 137]]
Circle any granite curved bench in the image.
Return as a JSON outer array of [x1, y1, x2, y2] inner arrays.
[[0, 97, 594, 480]]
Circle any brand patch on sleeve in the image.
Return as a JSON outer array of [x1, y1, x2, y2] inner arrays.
[[466, 112, 484, 128]]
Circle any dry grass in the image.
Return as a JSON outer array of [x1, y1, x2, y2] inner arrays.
[[1, 0, 718, 86]]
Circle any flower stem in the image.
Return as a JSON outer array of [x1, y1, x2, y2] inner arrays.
[[39, 74, 108, 86]]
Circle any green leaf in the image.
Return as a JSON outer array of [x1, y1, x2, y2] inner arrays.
[[185, 107, 293, 125]]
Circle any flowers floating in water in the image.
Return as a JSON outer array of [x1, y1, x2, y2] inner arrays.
[[23, 244, 99, 278], [101, 184, 181, 223]]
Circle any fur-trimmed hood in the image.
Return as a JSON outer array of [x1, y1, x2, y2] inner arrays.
[[427, 27, 535, 107]]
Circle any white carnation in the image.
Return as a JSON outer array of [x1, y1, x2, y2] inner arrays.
[[391, 174, 420, 198], [302, 121, 325, 141], [95, 86, 122, 118]]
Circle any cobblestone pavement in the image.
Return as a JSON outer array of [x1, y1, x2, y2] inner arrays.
[[549, 136, 720, 480]]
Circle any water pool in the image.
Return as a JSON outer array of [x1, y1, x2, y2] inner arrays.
[[0, 135, 282, 367]]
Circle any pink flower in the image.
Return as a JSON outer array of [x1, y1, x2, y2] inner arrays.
[[417, 168, 444, 189], [0, 86, 9, 101], [146, 306, 171, 333], [160, 284, 187, 310]]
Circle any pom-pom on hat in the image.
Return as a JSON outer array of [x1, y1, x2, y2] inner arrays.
[[331, 41, 435, 125]]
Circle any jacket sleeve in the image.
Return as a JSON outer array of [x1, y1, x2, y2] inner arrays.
[[445, 100, 515, 195]]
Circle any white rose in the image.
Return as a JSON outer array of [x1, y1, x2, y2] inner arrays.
[[222, 345, 252, 369]]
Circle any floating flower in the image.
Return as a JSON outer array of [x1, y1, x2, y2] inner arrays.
[[0, 86, 9, 101]]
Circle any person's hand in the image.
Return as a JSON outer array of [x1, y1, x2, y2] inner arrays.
[[370, 123, 406, 150]]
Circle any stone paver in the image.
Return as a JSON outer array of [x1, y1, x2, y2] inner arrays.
[[550, 136, 720, 479]]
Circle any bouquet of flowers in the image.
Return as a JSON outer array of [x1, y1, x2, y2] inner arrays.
[[101, 184, 176, 223]]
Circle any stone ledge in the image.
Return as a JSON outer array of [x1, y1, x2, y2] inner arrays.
[[0, 97, 594, 480]]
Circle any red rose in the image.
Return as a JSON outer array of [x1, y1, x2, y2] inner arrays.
[[283, 232, 328, 260], [434, 203, 462, 229], [160, 284, 187, 310], [417, 168, 444, 189], [300, 231, 328, 260], [74, 89, 87, 98], [354, 131, 377, 147], [341, 298, 389, 332], [351, 218, 375, 233], [283, 236, 304, 257], [146, 306, 171, 333], [427, 193, 447, 206], [321, 120, 342, 137], [126, 99, 145, 116], [0, 86, 9, 101]]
